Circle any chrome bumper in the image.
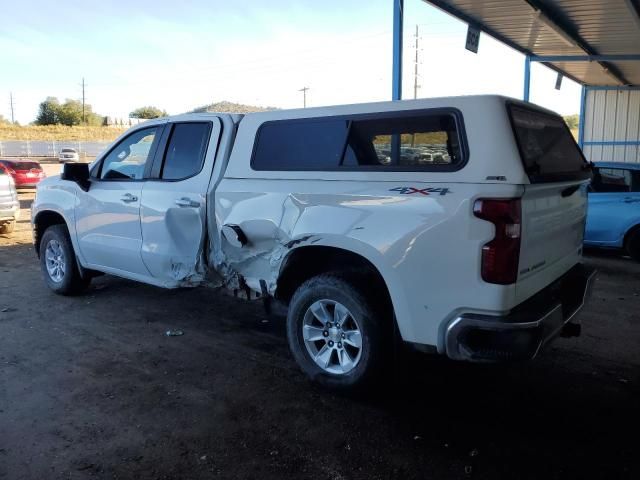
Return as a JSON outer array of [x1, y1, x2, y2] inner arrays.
[[445, 264, 596, 362]]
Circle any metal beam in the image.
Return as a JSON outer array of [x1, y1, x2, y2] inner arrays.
[[531, 54, 640, 63], [583, 140, 640, 146], [524, 0, 631, 85], [423, 0, 584, 86], [578, 86, 587, 148], [523, 55, 531, 102], [392, 0, 404, 101], [586, 85, 640, 91], [625, 0, 640, 29]]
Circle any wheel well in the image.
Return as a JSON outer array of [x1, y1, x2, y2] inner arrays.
[[276, 246, 393, 311], [624, 223, 640, 249], [34, 211, 66, 257]]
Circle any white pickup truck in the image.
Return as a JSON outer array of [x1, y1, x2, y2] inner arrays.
[[32, 95, 595, 389]]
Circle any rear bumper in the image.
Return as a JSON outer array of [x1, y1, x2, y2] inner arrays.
[[445, 264, 596, 362], [14, 177, 43, 188]]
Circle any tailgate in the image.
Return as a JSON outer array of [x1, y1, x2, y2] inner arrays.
[[507, 102, 591, 304], [517, 181, 587, 303]]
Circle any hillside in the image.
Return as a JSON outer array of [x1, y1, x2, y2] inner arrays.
[[191, 101, 276, 114]]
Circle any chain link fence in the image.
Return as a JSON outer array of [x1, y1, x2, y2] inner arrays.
[[0, 140, 111, 158]]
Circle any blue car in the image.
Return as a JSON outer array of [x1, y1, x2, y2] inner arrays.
[[585, 161, 640, 261]]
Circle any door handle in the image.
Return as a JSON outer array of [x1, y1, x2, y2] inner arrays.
[[623, 197, 639, 203], [175, 197, 200, 208], [121, 193, 138, 203]]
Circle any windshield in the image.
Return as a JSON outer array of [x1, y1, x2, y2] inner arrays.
[[508, 104, 590, 183]]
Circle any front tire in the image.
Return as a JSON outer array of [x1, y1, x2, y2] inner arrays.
[[40, 224, 90, 295], [286, 274, 387, 390], [626, 228, 640, 262]]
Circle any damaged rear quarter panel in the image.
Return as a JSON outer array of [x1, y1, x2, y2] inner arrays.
[[211, 178, 422, 337], [212, 177, 520, 347]]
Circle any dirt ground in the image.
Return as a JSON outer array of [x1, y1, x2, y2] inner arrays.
[[0, 184, 638, 480]]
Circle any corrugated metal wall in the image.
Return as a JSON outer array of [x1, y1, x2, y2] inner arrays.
[[582, 88, 640, 163]]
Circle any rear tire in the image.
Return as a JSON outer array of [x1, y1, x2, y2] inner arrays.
[[626, 228, 640, 262], [286, 274, 388, 391], [0, 220, 15, 234], [40, 224, 90, 295]]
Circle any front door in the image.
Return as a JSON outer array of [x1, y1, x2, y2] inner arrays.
[[75, 125, 164, 276], [139, 119, 221, 284]]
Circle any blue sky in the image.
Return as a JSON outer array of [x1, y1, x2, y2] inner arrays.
[[0, 0, 581, 124]]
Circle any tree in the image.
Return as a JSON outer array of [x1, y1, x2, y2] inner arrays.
[[57, 99, 84, 126], [129, 106, 168, 119], [564, 114, 579, 130], [34, 97, 105, 126], [35, 97, 61, 125], [0, 114, 11, 125]]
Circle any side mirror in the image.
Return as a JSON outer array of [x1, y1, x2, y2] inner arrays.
[[61, 163, 91, 192]]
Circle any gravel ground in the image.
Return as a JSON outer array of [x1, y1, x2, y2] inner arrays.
[[0, 187, 638, 480]]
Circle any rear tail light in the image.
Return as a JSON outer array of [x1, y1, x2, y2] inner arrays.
[[473, 198, 522, 285]]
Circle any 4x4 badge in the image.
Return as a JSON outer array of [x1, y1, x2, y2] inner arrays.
[[389, 187, 451, 196]]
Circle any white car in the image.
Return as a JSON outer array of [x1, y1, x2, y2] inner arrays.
[[0, 164, 20, 234], [32, 95, 595, 390], [58, 148, 79, 163]]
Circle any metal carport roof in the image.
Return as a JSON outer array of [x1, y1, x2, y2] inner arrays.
[[422, 0, 640, 86]]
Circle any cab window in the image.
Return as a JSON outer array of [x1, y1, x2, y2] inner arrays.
[[99, 127, 160, 180]]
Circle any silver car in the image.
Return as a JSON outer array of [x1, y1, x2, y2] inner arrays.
[[58, 148, 79, 163], [0, 164, 20, 234]]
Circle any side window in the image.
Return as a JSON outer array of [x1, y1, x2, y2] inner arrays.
[[160, 122, 211, 180], [592, 168, 632, 193], [252, 119, 348, 170], [99, 127, 159, 180], [346, 114, 461, 167], [251, 111, 464, 171]]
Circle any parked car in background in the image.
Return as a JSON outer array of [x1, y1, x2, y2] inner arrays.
[[58, 148, 79, 163], [0, 164, 20, 234], [585, 161, 640, 261], [0, 159, 46, 189]]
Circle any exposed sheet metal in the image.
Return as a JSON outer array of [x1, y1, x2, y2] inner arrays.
[[582, 88, 640, 162], [424, 0, 640, 86]]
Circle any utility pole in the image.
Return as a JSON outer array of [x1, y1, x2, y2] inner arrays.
[[298, 86, 309, 108], [413, 25, 420, 100], [81, 77, 86, 124], [9, 92, 15, 124], [411, 25, 420, 146]]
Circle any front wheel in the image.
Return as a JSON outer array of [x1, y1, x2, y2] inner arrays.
[[286, 274, 387, 390], [40, 224, 90, 295]]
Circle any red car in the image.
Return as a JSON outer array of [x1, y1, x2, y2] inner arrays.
[[0, 159, 46, 188]]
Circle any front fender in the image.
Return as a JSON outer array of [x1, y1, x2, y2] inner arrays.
[[33, 181, 81, 261]]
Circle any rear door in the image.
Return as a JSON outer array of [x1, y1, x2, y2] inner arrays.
[[139, 119, 221, 284], [507, 104, 592, 302], [587, 167, 640, 246]]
